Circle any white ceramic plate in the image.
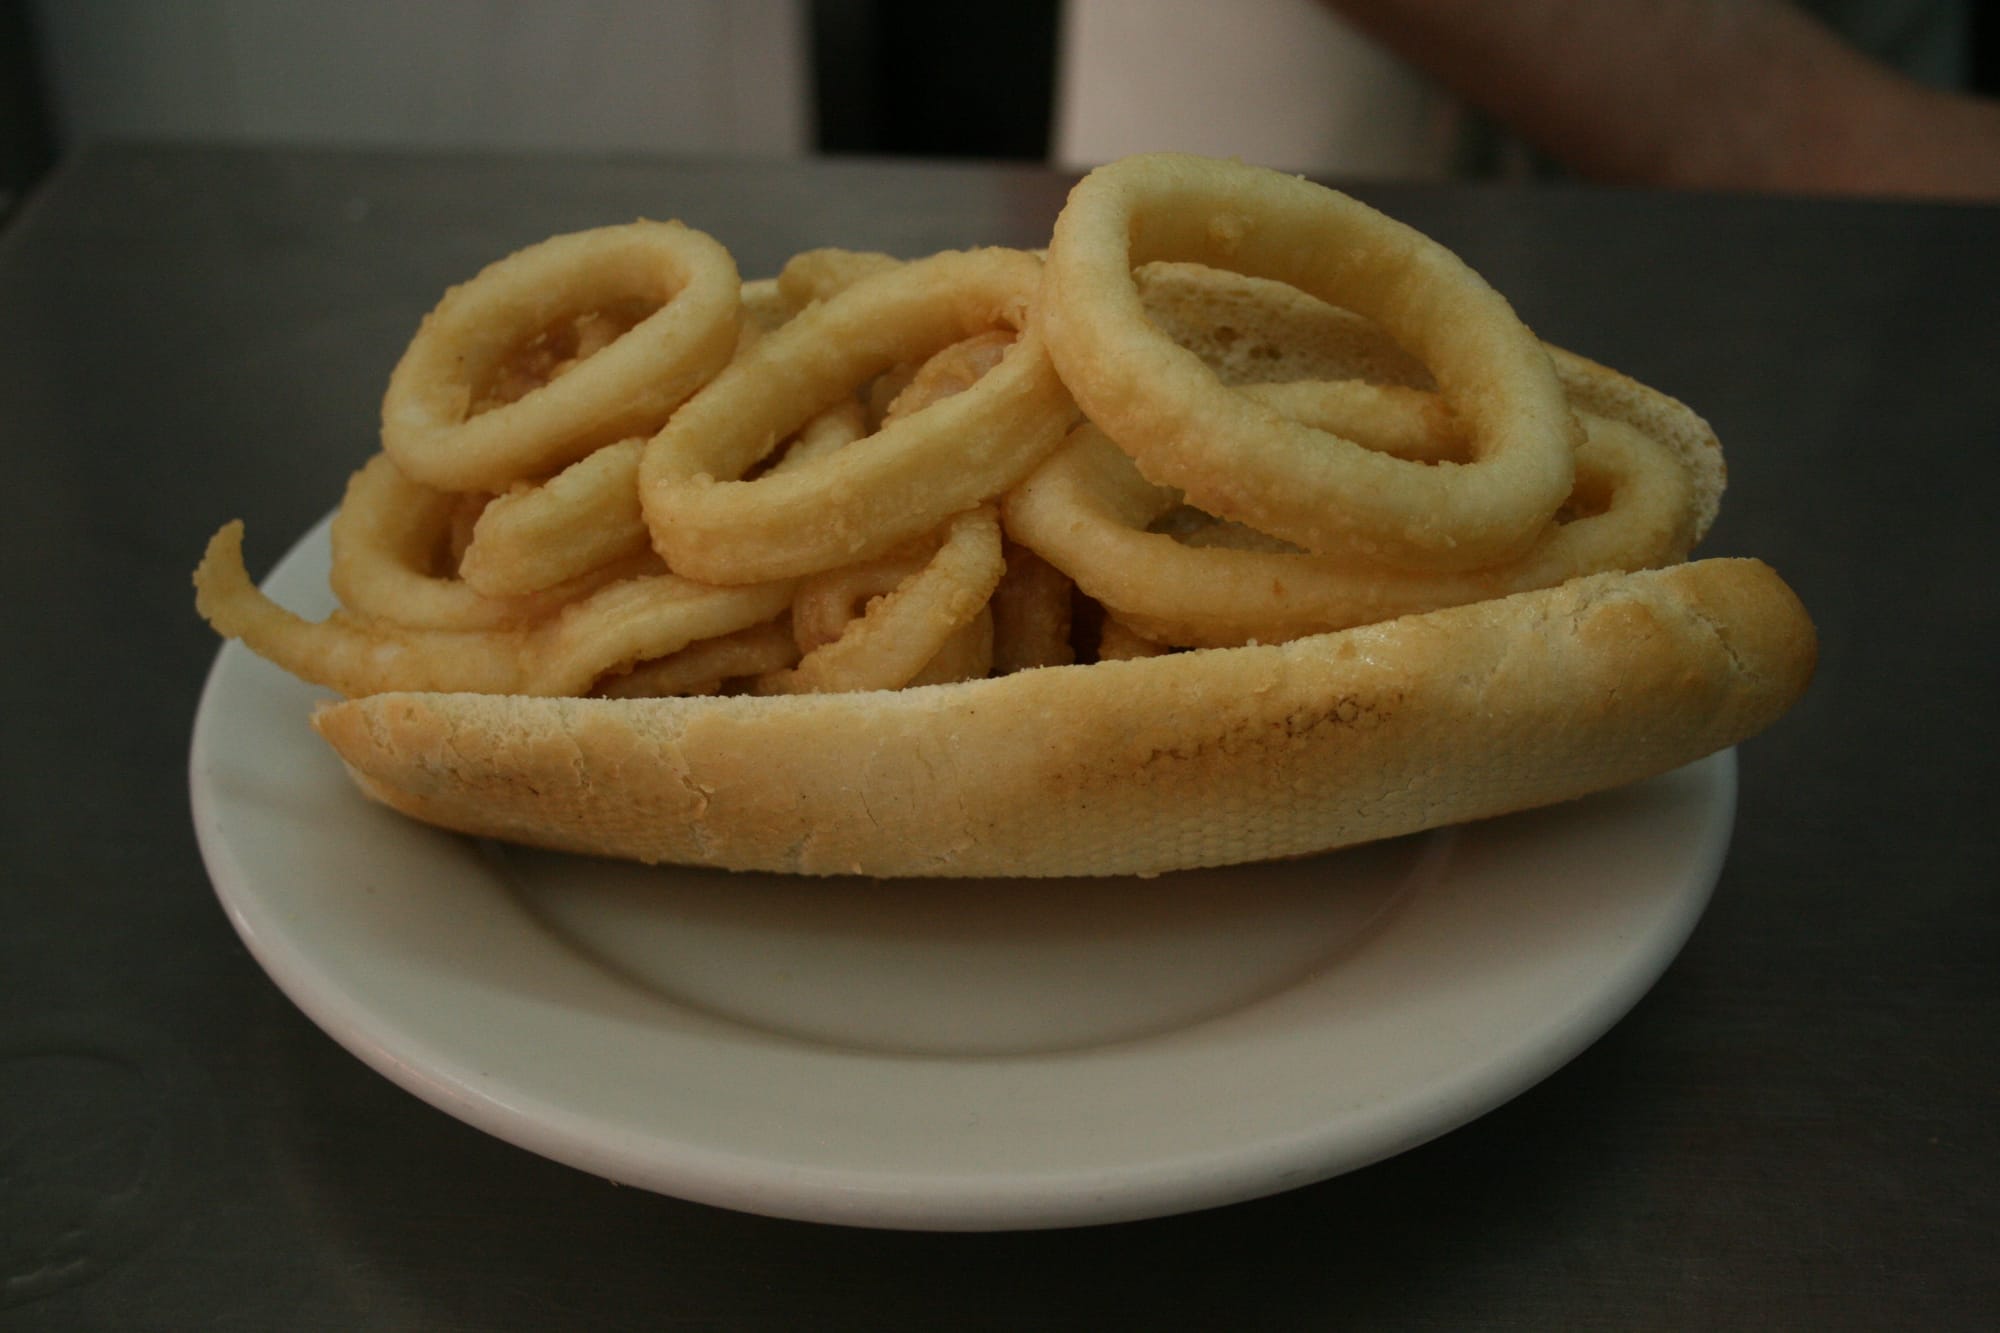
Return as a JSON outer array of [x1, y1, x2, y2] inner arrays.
[[190, 516, 1735, 1231]]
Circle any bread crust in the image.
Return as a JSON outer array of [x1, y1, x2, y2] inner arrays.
[[311, 557, 1814, 878]]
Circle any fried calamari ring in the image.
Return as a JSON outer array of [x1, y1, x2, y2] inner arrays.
[[1234, 379, 1465, 463], [327, 453, 658, 631], [768, 398, 869, 474], [1546, 345, 1726, 547], [839, 329, 1019, 466], [639, 248, 1074, 584], [864, 361, 920, 426], [905, 608, 995, 687], [1134, 258, 1729, 546], [593, 617, 801, 698], [196, 522, 792, 698], [776, 247, 901, 308], [459, 392, 871, 598], [752, 507, 1004, 694], [442, 490, 486, 569], [382, 220, 741, 493], [457, 439, 650, 598], [454, 395, 857, 597], [1038, 153, 1579, 569], [1004, 391, 1697, 648], [1095, 617, 1170, 661], [880, 329, 1016, 422], [788, 544, 933, 653], [738, 277, 797, 335], [988, 541, 1075, 673]]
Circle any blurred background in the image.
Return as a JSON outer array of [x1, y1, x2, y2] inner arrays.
[[4, 0, 1997, 220]]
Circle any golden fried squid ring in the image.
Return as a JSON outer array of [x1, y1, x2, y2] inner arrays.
[[443, 490, 485, 568], [776, 247, 901, 308], [639, 248, 1074, 585], [753, 506, 1004, 694], [1134, 259, 1728, 547], [327, 453, 658, 631], [1236, 380, 1465, 463], [1095, 617, 1170, 661], [906, 609, 996, 687], [858, 321, 1012, 429], [195, 522, 793, 697], [1003, 386, 1697, 648], [1038, 153, 1579, 569], [457, 439, 650, 598], [1102, 379, 1451, 569], [738, 277, 797, 335], [458, 393, 871, 599], [593, 617, 801, 698], [381, 220, 742, 493], [880, 330, 1017, 421], [770, 398, 869, 473], [788, 544, 931, 655], [988, 541, 1075, 673]]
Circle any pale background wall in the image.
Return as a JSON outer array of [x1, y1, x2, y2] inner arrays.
[[18, 0, 1990, 182], [25, 0, 1459, 180], [1054, 0, 1460, 179], [28, 0, 812, 157]]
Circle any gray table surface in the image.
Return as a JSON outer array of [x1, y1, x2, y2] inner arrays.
[[2, 141, 1993, 1330]]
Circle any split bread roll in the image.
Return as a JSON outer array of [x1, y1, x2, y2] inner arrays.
[[312, 556, 1815, 879]]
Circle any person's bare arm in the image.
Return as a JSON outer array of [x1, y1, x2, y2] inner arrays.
[[1323, 0, 2000, 198]]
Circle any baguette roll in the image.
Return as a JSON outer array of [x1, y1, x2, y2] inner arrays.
[[312, 556, 1814, 878]]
